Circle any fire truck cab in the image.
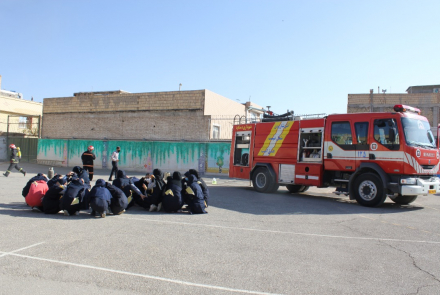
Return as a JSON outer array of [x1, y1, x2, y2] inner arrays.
[[229, 105, 440, 207]]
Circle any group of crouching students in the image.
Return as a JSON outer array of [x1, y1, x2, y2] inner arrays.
[[22, 166, 209, 217]]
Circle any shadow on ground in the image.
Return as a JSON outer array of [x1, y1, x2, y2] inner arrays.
[[207, 185, 424, 216]]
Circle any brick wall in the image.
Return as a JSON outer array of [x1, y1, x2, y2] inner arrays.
[[347, 92, 440, 130], [43, 90, 205, 114], [42, 110, 210, 141], [42, 90, 212, 140]]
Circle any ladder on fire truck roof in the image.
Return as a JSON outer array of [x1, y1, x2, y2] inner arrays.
[[233, 112, 327, 125]]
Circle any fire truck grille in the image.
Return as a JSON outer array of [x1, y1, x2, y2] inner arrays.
[[421, 165, 436, 170]]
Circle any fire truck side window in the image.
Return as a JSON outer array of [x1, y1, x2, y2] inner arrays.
[[331, 122, 353, 148], [373, 119, 400, 150], [354, 122, 369, 145]]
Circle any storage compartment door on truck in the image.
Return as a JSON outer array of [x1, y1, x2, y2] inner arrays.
[[229, 124, 255, 179], [324, 119, 356, 172], [369, 117, 403, 175], [293, 119, 324, 186]]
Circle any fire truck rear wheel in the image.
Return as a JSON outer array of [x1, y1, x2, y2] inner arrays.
[[252, 167, 276, 193], [389, 194, 418, 205], [353, 173, 386, 207]]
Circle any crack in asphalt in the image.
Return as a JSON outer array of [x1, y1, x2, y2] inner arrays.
[[379, 241, 440, 287], [406, 284, 438, 295]]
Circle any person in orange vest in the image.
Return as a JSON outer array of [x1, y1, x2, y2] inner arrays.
[[81, 145, 96, 181], [3, 144, 26, 177]]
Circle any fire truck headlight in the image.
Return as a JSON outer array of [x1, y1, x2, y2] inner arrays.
[[401, 178, 417, 185]]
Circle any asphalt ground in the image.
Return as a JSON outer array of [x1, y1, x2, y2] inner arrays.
[[0, 162, 439, 295]]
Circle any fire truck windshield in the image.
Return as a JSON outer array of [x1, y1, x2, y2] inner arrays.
[[401, 118, 436, 148]]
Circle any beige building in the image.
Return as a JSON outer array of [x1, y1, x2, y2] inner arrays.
[[42, 89, 259, 141], [347, 86, 440, 133], [0, 75, 43, 160]]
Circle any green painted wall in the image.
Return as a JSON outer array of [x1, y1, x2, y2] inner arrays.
[[38, 139, 230, 173]]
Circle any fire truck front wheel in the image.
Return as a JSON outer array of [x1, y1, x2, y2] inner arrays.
[[286, 185, 309, 193], [252, 167, 277, 193], [389, 194, 418, 205], [353, 173, 386, 207]]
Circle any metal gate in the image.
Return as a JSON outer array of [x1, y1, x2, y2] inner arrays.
[[5, 115, 41, 163], [6, 137, 39, 163]]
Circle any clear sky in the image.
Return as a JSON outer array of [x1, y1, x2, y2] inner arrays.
[[1, 0, 439, 116]]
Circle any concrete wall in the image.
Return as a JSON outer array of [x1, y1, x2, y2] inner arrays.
[[37, 139, 231, 174]]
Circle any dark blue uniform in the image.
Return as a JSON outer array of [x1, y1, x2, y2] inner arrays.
[[60, 176, 87, 216], [89, 179, 112, 216], [184, 174, 207, 214], [106, 182, 128, 215], [162, 172, 184, 213]]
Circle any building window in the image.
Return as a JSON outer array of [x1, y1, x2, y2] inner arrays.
[[18, 117, 31, 129], [212, 125, 220, 139]]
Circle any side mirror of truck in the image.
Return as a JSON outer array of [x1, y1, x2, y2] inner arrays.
[[389, 128, 396, 143]]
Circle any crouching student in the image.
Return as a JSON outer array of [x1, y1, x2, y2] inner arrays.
[[25, 174, 49, 212], [60, 175, 86, 216], [42, 177, 67, 214], [72, 166, 91, 188], [113, 170, 145, 209], [105, 182, 128, 215], [148, 168, 166, 212], [89, 179, 112, 218], [162, 171, 184, 213], [183, 174, 207, 214], [133, 173, 158, 210], [22, 173, 48, 198], [188, 169, 210, 208], [47, 174, 67, 188]]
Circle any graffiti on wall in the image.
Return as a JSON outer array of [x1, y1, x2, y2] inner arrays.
[[38, 139, 230, 174]]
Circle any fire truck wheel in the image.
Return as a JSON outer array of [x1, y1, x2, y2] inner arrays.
[[252, 167, 276, 193], [286, 185, 304, 193], [267, 184, 279, 193], [286, 185, 310, 193], [300, 186, 310, 192], [353, 173, 386, 207], [389, 194, 418, 205]]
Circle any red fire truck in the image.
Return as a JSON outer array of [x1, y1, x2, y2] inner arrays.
[[229, 105, 440, 207]]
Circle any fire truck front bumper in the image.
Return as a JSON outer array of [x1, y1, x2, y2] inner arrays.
[[400, 177, 440, 196]]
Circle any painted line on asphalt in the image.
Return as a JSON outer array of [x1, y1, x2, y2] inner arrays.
[[120, 216, 440, 245], [0, 251, 283, 295], [0, 242, 45, 258]]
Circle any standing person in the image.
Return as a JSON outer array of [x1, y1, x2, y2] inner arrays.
[[109, 146, 120, 181], [81, 146, 96, 181], [3, 144, 26, 177]]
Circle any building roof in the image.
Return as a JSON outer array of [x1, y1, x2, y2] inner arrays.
[[406, 85, 440, 93], [73, 90, 131, 96]]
